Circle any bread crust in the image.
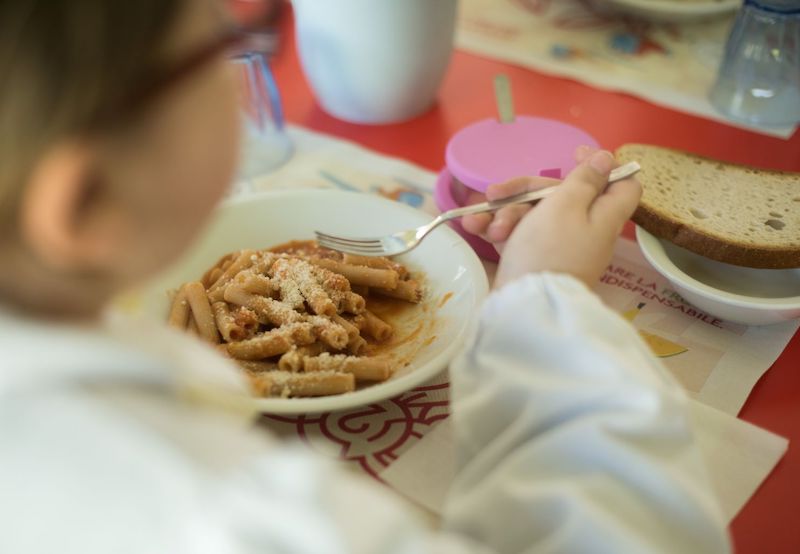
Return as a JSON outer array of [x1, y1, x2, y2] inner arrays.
[[633, 205, 800, 269], [617, 144, 800, 269]]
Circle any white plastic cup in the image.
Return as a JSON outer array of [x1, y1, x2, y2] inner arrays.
[[292, 0, 458, 125]]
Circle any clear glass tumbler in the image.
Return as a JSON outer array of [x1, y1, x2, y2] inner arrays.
[[229, 51, 293, 182], [709, 0, 800, 127]]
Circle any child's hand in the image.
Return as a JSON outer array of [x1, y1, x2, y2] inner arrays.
[[464, 149, 642, 289], [461, 146, 598, 249]]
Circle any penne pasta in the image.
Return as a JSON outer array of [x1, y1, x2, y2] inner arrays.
[[186, 317, 200, 336], [208, 269, 275, 303], [207, 249, 256, 295], [347, 314, 366, 331], [233, 271, 274, 296], [346, 335, 367, 356], [342, 253, 409, 279], [307, 316, 349, 350], [277, 343, 326, 372], [246, 369, 355, 398], [236, 360, 278, 373], [272, 258, 337, 317], [309, 264, 364, 313], [226, 322, 315, 360], [184, 282, 219, 344], [362, 310, 393, 342], [167, 288, 190, 329], [373, 279, 422, 303], [250, 251, 279, 275], [269, 268, 305, 310], [231, 306, 259, 336], [341, 292, 366, 314], [170, 241, 425, 398], [224, 286, 303, 326], [303, 353, 392, 382], [204, 268, 223, 289], [201, 252, 235, 288], [310, 258, 399, 290], [311, 264, 350, 294], [212, 302, 251, 342], [277, 349, 303, 372], [332, 314, 359, 342]]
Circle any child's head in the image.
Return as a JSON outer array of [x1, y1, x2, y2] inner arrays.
[[0, 0, 241, 318]]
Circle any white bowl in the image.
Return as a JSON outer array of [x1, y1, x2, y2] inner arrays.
[[137, 189, 489, 413], [636, 226, 800, 326], [590, 0, 740, 22]]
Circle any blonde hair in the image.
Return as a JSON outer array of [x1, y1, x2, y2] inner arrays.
[[0, 0, 184, 235]]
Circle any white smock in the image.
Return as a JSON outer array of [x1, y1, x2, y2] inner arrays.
[[0, 273, 730, 553]]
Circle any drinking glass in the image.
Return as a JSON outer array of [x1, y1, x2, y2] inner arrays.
[[709, 0, 800, 127], [229, 51, 293, 181]]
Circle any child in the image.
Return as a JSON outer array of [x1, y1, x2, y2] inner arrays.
[[0, 1, 730, 553]]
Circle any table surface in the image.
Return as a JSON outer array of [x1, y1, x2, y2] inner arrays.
[[268, 8, 800, 554]]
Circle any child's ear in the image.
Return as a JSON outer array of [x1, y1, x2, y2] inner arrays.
[[19, 140, 126, 273]]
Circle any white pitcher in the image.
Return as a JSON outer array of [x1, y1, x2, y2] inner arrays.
[[292, 0, 458, 124]]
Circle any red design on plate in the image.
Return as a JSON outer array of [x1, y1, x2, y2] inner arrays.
[[263, 383, 450, 479]]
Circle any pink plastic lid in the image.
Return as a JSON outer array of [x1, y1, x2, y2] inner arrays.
[[445, 116, 599, 193], [434, 168, 499, 263]]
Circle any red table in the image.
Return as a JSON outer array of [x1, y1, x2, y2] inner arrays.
[[269, 8, 800, 553]]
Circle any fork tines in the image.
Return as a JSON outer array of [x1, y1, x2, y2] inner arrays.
[[315, 231, 386, 254]]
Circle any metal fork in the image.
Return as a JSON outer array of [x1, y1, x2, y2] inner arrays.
[[315, 161, 641, 257]]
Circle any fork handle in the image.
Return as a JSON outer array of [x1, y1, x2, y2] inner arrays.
[[438, 161, 641, 221], [439, 187, 556, 221]]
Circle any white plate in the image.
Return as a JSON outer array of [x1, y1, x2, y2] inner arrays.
[[137, 189, 489, 413], [636, 226, 800, 325], [592, 0, 740, 22]]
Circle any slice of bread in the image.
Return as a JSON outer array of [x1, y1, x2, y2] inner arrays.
[[615, 144, 800, 269]]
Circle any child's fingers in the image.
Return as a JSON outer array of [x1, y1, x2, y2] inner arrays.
[[589, 178, 642, 233], [461, 212, 493, 236], [574, 144, 598, 163], [485, 176, 559, 202], [550, 150, 617, 212], [486, 204, 531, 242]]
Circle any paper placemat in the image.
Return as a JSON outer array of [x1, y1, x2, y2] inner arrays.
[[248, 125, 792, 521], [455, 0, 797, 139], [598, 239, 800, 415]]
